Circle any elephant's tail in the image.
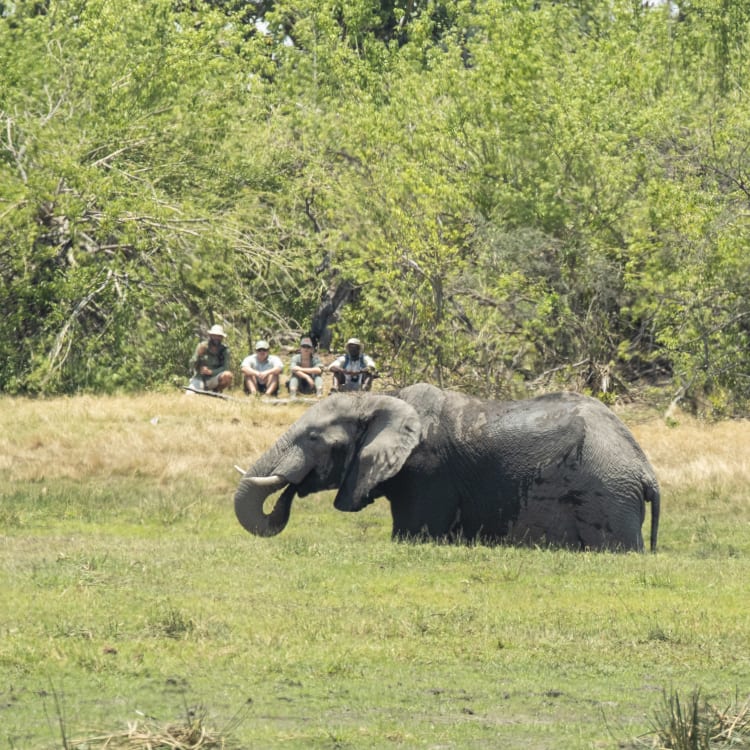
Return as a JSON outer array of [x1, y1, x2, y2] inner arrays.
[[645, 480, 660, 553]]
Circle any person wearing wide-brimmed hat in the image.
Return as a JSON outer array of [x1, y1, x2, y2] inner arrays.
[[187, 324, 234, 393], [328, 337, 376, 393], [287, 336, 324, 398], [240, 340, 284, 396]]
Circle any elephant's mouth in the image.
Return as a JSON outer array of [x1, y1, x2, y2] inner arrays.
[[234, 469, 330, 537], [235, 440, 356, 537], [234, 473, 298, 537]]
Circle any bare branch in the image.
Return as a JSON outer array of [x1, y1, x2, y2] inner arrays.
[[1, 114, 28, 183], [531, 359, 590, 386], [42, 272, 113, 386]]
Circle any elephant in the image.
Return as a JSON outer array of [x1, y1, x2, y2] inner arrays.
[[234, 383, 660, 551]]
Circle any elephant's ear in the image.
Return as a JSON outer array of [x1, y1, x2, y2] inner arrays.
[[334, 397, 421, 512]]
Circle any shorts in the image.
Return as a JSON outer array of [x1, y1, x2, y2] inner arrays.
[[288, 375, 323, 394], [189, 374, 222, 392], [244, 380, 268, 394]]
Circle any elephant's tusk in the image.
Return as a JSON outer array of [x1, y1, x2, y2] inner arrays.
[[243, 474, 286, 488], [234, 465, 246, 475]]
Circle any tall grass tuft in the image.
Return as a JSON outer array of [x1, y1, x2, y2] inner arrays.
[[649, 689, 750, 749], [650, 688, 710, 750]]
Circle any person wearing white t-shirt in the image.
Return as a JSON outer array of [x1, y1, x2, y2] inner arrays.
[[241, 340, 284, 396]]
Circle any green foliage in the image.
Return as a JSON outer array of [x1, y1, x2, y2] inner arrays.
[[4, 0, 750, 411]]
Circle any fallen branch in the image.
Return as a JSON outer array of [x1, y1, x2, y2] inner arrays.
[[182, 386, 237, 401]]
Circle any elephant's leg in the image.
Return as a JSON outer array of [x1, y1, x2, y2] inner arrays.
[[573, 495, 645, 551], [389, 494, 461, 541], [508, 489, 583, 548], [509, 511, 581, 548]]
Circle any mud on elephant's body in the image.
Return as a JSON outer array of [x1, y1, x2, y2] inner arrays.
[[235, 383, 660, 551]]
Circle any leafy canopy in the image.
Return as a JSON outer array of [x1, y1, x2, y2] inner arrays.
[[2, 0, 750, 413]]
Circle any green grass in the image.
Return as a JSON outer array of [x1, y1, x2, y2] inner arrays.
[[1, 394, 749, 748]]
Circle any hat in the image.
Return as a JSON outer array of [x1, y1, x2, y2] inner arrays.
[[300, 337, 314, 347], [255, 340, 270, 350], [207, 324, 226, 338], [346, 337, 362, 347]]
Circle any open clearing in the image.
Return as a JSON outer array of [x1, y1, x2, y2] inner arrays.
[[1, 393, 749, 749]]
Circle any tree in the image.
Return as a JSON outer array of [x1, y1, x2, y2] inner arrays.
[[4, 0, 750, 413]]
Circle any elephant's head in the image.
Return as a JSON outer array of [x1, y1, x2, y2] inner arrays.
[[234, 394, 421, 536]]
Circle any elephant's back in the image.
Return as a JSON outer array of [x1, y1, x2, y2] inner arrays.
[[480, 391, 656, 501], [493, 391, 648, 459]]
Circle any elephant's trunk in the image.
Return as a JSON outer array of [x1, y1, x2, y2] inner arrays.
[[234, 475, 295, 537]]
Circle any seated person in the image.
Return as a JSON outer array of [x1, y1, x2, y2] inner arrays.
[[288, 337, 324, 398], [240, 340, 284, 396], [187, 324, 234, 393], [329, 337, 376, 393]]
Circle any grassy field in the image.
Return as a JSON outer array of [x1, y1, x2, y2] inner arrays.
[[1, 392, 749, 749]]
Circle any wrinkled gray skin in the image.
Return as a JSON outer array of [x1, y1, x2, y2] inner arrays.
[[235, 383, 660, 551]]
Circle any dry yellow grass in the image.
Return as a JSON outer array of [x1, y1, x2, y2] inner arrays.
[[3, 394, 749, 501], [69, 710, 238, 750], [0, 393, 308, 491], [632, 412, 750, 491]]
